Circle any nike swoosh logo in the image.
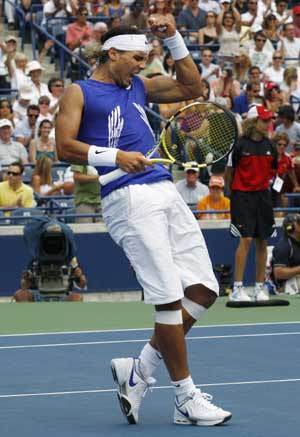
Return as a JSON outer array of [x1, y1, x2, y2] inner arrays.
[[95, 150, 106, 154], [129, 363, 137, 387], [177, 406, 190, 418]]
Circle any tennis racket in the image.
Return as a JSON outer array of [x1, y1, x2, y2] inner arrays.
[[99, 101, 238, 186]]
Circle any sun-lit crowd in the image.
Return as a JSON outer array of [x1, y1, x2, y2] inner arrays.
[[0, 0, 300, 220]]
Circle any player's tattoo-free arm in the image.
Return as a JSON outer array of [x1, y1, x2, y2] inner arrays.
[[55, 84, 90, 164], [142, 56, 202, 104]]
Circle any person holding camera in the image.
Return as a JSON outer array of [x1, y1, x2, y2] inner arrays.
[[271, 214, 300, 295]]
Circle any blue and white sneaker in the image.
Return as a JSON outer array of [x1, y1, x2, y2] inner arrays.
[[174, 390, 232, 426], [111, 357, 155, 424]]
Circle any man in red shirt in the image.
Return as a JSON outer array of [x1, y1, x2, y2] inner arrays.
[[293, 6, 300, 38], [225, 105, 278, 302]]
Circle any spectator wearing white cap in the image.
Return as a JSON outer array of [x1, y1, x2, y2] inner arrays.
[[12, 84, 34, 123], [226, 104, 277, 302], [197, 175, 230, 220], [175, 163, 209, 208], [0, 119, 28, 165], [27, 61, 51, 105]]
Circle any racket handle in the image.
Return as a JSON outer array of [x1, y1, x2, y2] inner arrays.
[[99, 168, 128, 186]]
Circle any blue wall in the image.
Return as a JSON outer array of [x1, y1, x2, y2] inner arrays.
[[0, 226, 282, 296]]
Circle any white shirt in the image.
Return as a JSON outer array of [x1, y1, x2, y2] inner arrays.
[[278, 37, 300, 66], [241, 11, 264, 28], [200, 63, 220, 83], [0, 139, 28, 165], [11, 68, 29, 90], [198, 0, 220, 15], [29, 80, 51, 105], [248, 48, 273, 71], [264, 66, 284, 86], [12, 101, 29, 122], [175, 179, 209, 206]]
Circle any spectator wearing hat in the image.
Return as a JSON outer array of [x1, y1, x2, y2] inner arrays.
[[211, 62, 241, 100], [232, 82, 261, 117], [271, 213, 300, 294], [197, 176, 230, 220], [27, 61, 51, 105], [0, 162, 35, 210], [177, 0, 207, 44], [264, 81, 284, 114], [92, 21, 108, 43], [122, 1, 149, 30], [1, 36, 18, 83], [293, 6, 300, 38], [12, 84, 34, 123], [216, 2, 241, 65], [278, 22, 300, 66], [14, 104, 40, 148], [0, 120, 28, 165], [275, 105, 300, 152], [226, 105, 277, 302], [66, 6, 94, 51], [248, 30, 274, 72], [175, 164, 209, 209]]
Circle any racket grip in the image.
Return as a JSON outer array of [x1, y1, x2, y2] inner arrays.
[[99, 168, 128, 186]]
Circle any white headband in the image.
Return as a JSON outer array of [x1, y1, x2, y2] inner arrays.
[[102, 34, 151, 53]]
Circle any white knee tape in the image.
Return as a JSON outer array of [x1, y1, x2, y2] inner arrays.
[[182, 297, 206, 321], [155, 310, 183, 325]]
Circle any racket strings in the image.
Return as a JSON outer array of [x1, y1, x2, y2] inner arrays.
[[161, 103, 236, 165]]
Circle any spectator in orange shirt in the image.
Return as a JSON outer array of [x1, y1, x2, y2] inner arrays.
[[197, 175, 230, 220], [66, 6, 94, 51]]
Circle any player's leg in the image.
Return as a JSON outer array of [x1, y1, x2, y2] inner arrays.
[[254, 238, 269, 300], [13, 289, 34, 302]]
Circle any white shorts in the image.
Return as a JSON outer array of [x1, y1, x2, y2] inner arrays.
[[102, 180, 219, 305]]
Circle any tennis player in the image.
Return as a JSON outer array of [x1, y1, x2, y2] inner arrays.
[[56, 18, 232, 426]]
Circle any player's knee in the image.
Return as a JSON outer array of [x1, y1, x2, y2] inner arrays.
[[155, 300, 183, 325], [185, 284, 217, 308], [240, 237, 253, 248]]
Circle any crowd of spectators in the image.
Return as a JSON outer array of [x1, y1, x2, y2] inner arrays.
[[0, 0, 300, 221]]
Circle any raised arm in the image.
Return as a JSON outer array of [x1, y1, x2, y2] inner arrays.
[[142, 17, 202, 103]]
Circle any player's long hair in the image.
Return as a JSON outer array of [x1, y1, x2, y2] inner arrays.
[[98, 26, 142, 64]]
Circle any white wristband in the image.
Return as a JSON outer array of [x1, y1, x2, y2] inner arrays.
[[164, 31, 189, 61], [87, 145, 118, 167]]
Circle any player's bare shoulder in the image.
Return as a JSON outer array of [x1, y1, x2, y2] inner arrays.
[[59, 83, 84, 112]]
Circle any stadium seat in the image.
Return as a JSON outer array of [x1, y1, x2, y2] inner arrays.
[[11, 208, 44, 225], [51, 166, 66, 182]]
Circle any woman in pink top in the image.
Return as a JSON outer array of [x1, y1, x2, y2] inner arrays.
[[66, 6, 93, 51]]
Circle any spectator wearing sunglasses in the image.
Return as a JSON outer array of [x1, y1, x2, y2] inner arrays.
[[263, 51, 285, 87], [248, 30, 274, 72], [66, 6, 93, 51], [0, 161, 35, 209], [0, 119, 28, 165], [27, 60, 51, 105], [175, 163, 209, 209], [14, 105, 40, 148]]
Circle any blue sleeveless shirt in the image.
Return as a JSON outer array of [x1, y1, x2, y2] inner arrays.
[[76, 77, 172, 198]]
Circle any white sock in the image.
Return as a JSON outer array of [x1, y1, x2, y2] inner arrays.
[[138, 343, 163, 379], [171, 375, 196, 403], [255, 282, 263, 289], [234, 281, 243, 289]]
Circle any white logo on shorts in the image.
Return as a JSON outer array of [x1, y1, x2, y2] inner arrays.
[[108, 106, 124, 148]]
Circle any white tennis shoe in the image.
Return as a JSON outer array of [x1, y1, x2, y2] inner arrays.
[[111, 357, 155, 424], [174, 390, 232, 426], [229, 285, 252, 302], [254, 285, 270, 301]]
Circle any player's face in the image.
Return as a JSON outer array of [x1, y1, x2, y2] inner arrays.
[[110, 51, 148, 88], [256, 118, 271, 135]]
